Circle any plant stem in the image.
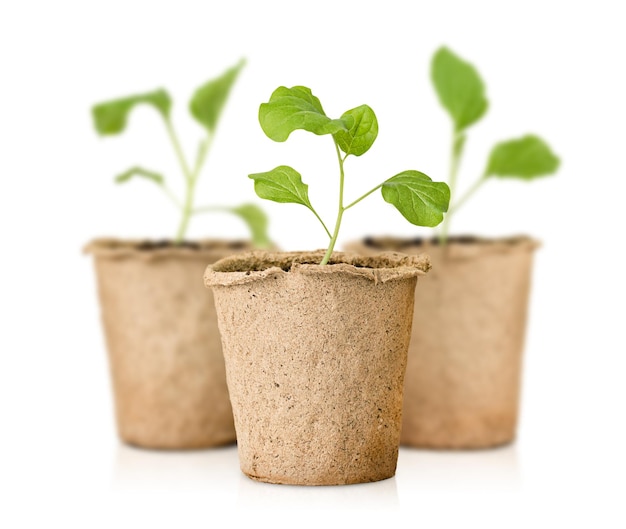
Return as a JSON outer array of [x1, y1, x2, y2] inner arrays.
[[320, 141, 347, 265], [172, 135, 213, 243], [449, 174, 488, 215], [192, 136, 213, 177], [165, 119, 192, 181], [175, 189, 194, 243], [160, 183, 183, 210], [310, 207, 333, 239], [438, 130, 464, 245], [193, 205, 226, 214], [344, 183, 383, 210]]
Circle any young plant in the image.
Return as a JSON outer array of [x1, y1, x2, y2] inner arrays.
[[431, 47, 561, 244], [92, 59, 270, 247], [249, 86, 450, 265]]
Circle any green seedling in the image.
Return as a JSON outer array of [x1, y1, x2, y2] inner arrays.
[[92, 59, 270, 247], [431, 47, 561, 244], [249, 86, 451, 265]]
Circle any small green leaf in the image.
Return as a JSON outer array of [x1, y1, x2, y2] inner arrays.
[[230, 204, 271, 249], [190, 58, 245, 133], [334, 104, 379, 157], [258, 86, 348, 142], [485, 135, 560, 179], [92, 89, 171, 135], [115, 166, 164, 185], [381, 171, 450, 227], [248, 165, 313, 209], [431, 47, 488, 132]]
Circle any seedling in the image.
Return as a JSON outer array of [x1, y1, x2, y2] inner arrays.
[[431, 47, 560, 244], [249, 86, 450, 265], [92, 59, 270, 247]]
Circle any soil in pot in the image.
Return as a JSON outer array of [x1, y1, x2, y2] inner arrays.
[[204, 250, 430, 485], [85, 238, 252, 450], [346, 236, 538, 449]]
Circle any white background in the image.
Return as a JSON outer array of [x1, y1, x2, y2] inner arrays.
[[1, 1, 625, 527]]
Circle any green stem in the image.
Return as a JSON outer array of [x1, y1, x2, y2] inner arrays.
[[161, 184, 182, 210], [310, 207, 332, 239], [320, 142, 347, 265], [175, 187, 194, 243], [165, 118, 192, 181], [449, 174, 488, 215], [344, 183, 383, 210], [192, 136, 213, 177], [193, 205, 226, 214], [438, 130, 464, 245], [173, 135, 213, 243]]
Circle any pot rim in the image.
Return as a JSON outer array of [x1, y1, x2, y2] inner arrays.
[[204, 249, 430, 287], [348, 234, 539, 260], [84, 237, 254, 261]]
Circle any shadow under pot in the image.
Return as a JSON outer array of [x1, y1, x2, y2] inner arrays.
[[346, 236, 538, 449], [85, 238, 253, 450], [204, 250, 430, 485]]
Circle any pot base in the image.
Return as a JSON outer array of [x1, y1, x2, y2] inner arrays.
[[243, 470, 395, 486]]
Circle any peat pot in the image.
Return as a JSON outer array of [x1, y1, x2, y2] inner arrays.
[[204, 250, 430, 485], [347, 237, 538, 449], [86, 239, 252, 449]]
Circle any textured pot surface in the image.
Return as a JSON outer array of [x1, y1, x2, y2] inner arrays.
[[86, 238, 252, 449], [347, 237, 538, 449], [205, 250, 429, 485]]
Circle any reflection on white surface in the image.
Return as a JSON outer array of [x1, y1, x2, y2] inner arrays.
[[237, 472, 399, 509], [112, 443, 240, 491], [397, 445, 521, 492], [111, 442, 519, 498]]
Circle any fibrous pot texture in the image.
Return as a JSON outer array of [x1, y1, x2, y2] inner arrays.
[[86, 238, 252, 449], [349, 236, 538, 449], [204, 250, 430, 485]]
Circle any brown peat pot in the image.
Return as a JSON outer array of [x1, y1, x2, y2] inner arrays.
[[346, 236, 538, 449], [204, 250, 430, 485], [86, 238, 252, 449]]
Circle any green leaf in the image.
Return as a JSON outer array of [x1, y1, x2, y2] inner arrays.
[[190, 58, 245, 133], [229, 204, 271, 249], [258, 86, 348, 142], [248, 165, 313, 209], [431, 46, 488, 132], [92, 89, 171, 135], [334, 104, 378, 156], [485, 135, 560, 179], [381, 171, 451, 227], [115, 166, 164, 185]]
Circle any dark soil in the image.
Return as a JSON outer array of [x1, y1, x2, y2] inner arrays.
[[136, 240, 249, 252]]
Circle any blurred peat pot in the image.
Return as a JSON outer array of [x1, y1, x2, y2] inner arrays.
[[346, 236, 537, 449], [204, 250, 430, 485], [86, 238, 252, 449]]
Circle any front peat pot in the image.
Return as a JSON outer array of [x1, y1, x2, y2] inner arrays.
[[204, 250, 430, 485], [86, 239, 252, 449], [350, 236, 538, 449]]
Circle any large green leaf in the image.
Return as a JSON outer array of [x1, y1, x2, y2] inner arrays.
[[258, 86, 348, 142], [334, 104, 378, 157], [229, 203, 271, 249], [431, 47, 488, 132], [485, 135, 560, 179], [248, 165, 313, 208], [92, 89, 171, 135], [115, 166, 164, 185], [381, 171, 450, 227], [190, 58, 245, 133]]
